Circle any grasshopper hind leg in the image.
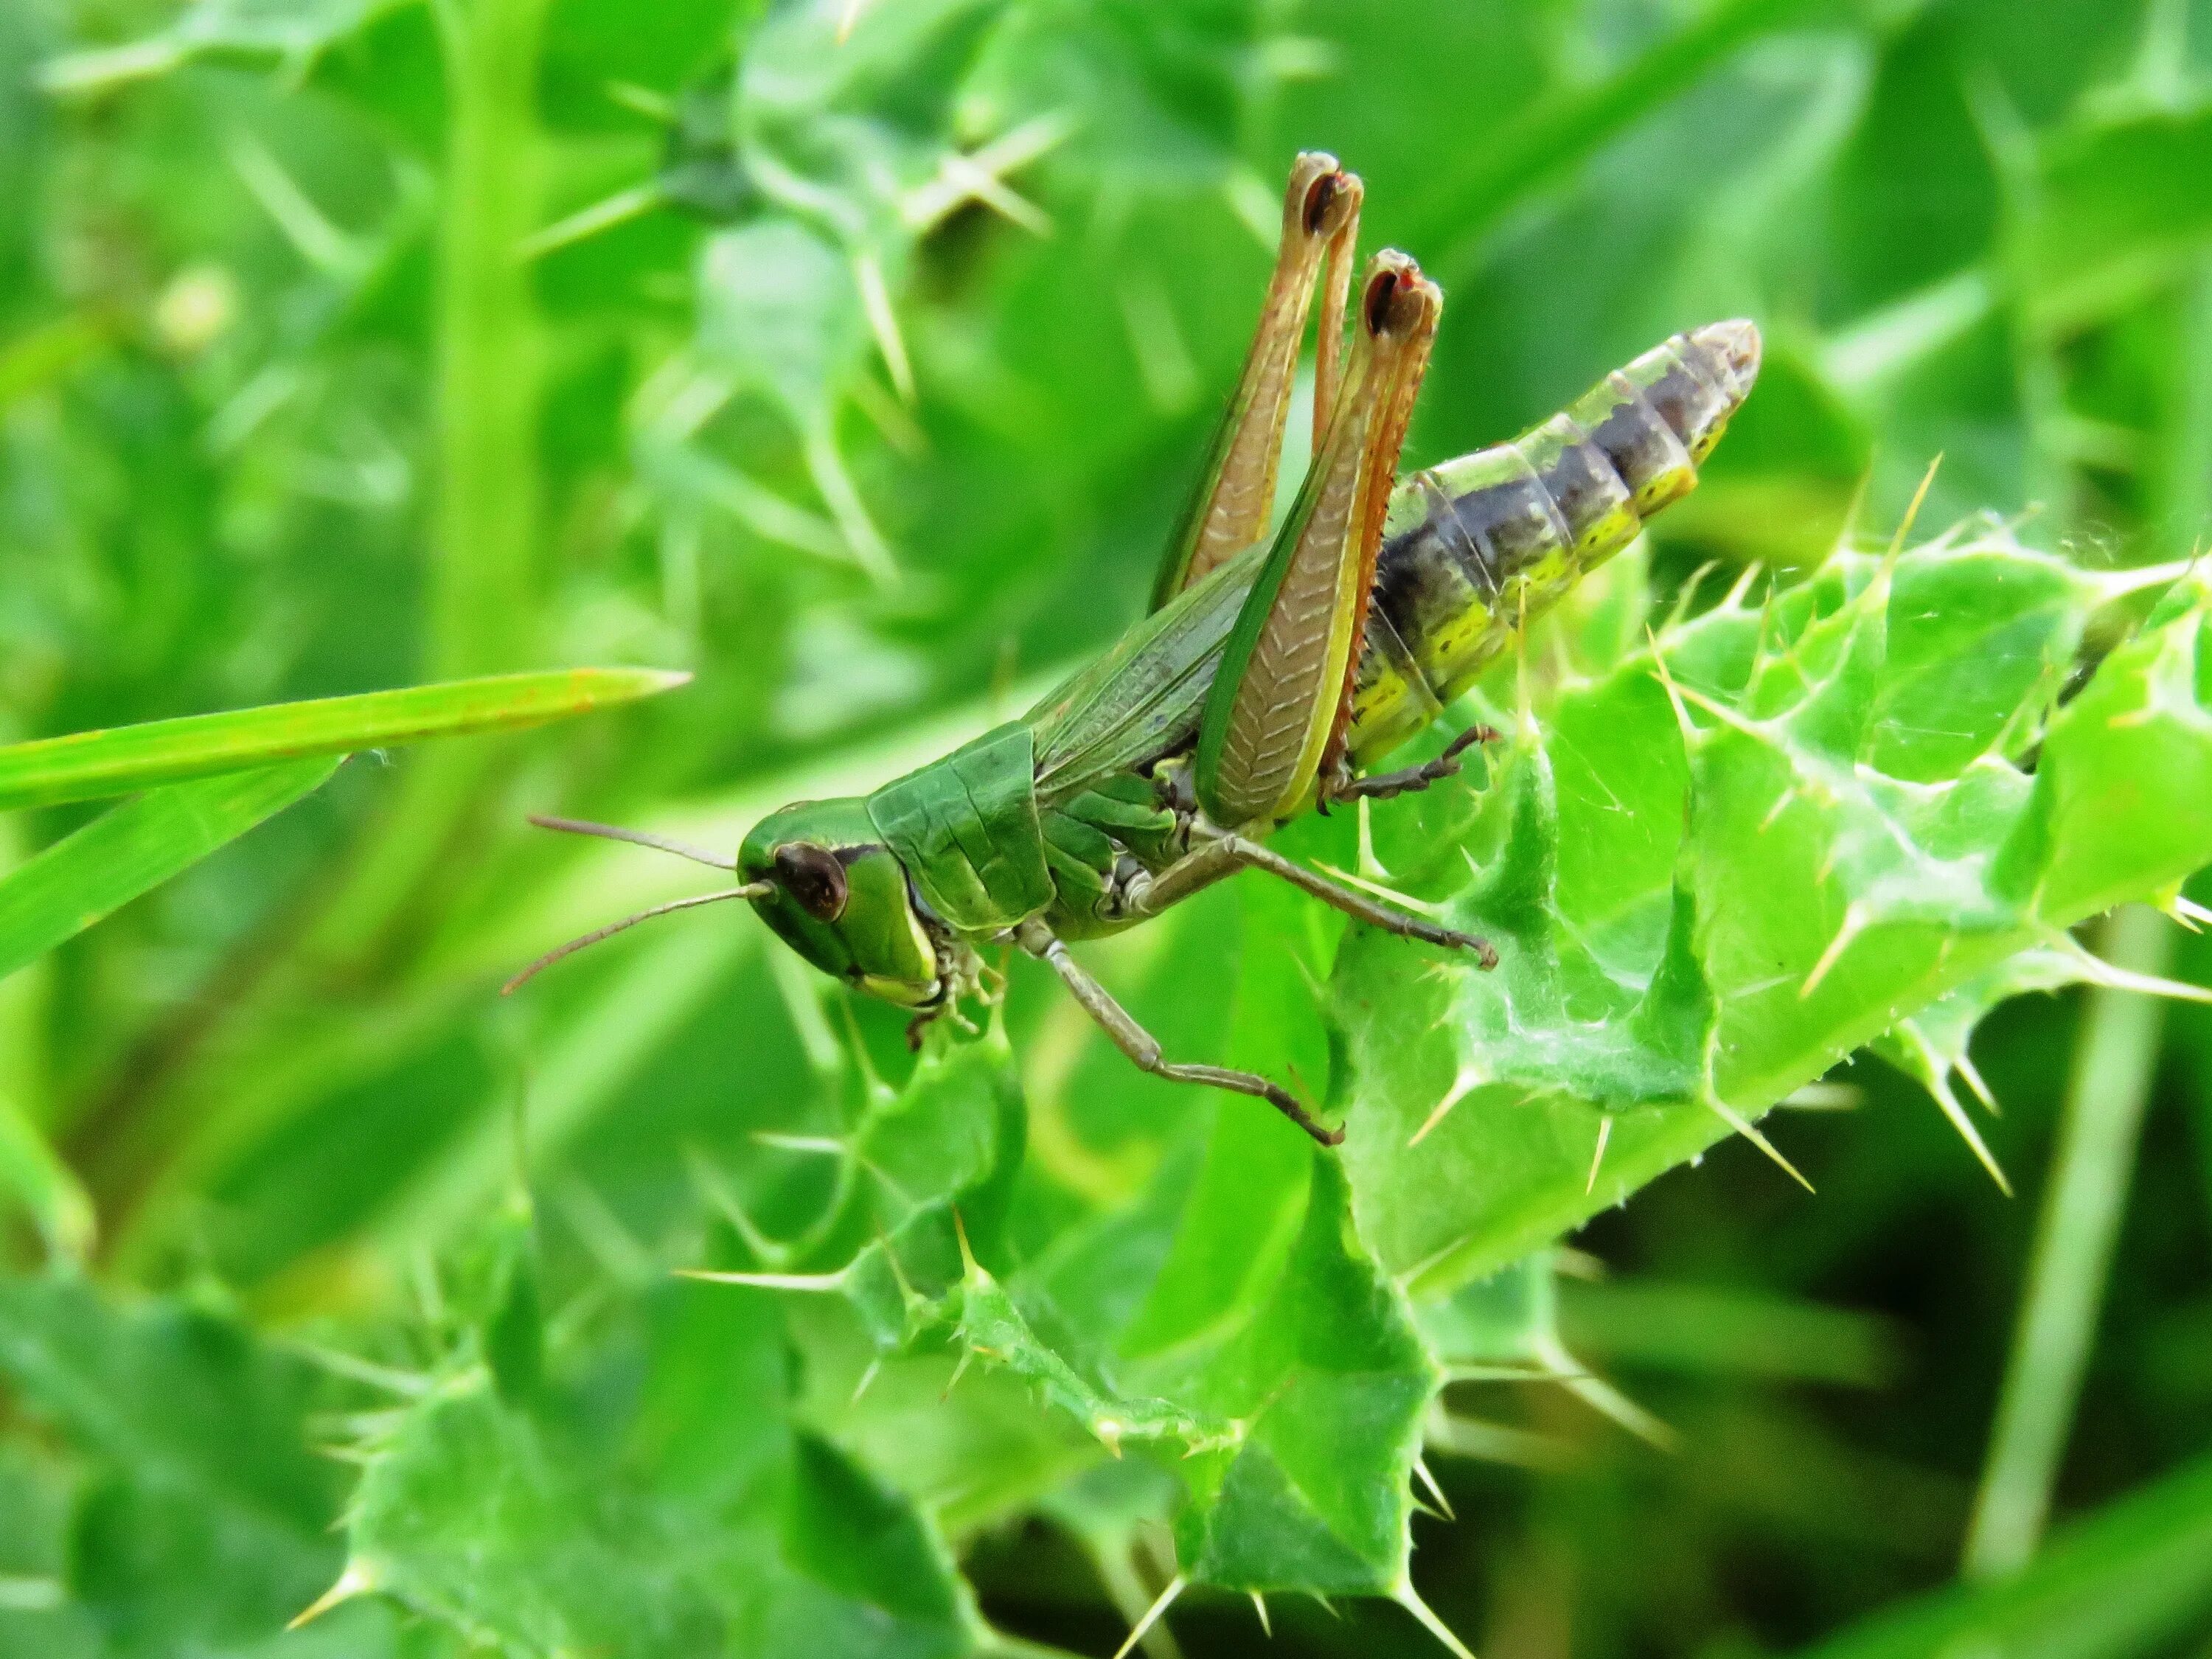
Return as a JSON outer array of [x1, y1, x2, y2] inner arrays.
[[1194, 253, 1444, 832], [1150, 153, 1362, 610]]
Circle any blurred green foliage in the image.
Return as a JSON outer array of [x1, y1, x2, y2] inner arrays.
[[3, 0, 2212, 1656]]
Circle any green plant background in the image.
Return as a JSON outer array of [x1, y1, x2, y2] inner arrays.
[[4, 0, 2212, 1655]]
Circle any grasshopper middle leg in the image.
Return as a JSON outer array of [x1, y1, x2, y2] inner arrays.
[[1323, 723, 1500, 806], [1015, 917, 1343, 1146]]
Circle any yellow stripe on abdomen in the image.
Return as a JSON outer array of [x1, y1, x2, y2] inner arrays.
[[1346, 319, 1760, 766]]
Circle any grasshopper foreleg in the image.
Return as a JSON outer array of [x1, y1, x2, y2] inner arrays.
[[1322, 723, 1500, 806], [1015, 917, 1343, 1146]]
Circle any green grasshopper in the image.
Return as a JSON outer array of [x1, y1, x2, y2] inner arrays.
[[511, 153, 1760, 1145]]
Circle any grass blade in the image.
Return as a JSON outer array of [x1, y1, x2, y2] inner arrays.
[[0, 757, 341, 984], [0, 669, 689, 812]]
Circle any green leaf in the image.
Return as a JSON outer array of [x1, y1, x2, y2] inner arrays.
[[0, 758, 339, 985], [340, 1231, 982, 1658], [1871, 945, 2088, 1191], [940, 1116, 1434, 1597], [0, 1275, 372, 1655], [1024, 886, 1433, 1597], [697, 220, 869, 434], [1167, 1157, 1436, 1596], [2000, 575, 2212, 924], [0, 668, 689, 811], [1415, 1253, 1558, 1370], [712, 1016, 1028, 1354], [2033, 105, 2212, 331]]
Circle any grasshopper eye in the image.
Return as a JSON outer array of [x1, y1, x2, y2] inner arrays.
[[773, 843, 849, 922]]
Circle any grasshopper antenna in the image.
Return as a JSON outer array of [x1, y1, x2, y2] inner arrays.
[[509, 813, 769, 994], [501, 886, 771, 996], [528, 813, 738, 870]]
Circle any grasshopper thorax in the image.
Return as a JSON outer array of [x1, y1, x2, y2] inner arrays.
[[737, 796, 945, 1008]]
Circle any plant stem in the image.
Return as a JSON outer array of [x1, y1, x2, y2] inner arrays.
[[1962, 904, 2174, 1580]]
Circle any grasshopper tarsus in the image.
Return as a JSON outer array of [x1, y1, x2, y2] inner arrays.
[[1163, 1062, 1343, 1147], [1271, 1089, 1346, 1147], [1401, 914, 1498, 967], [1326, 722, 1500, 806], [1422, 922, 1498, 967], [1441, 723, 1502, 761]]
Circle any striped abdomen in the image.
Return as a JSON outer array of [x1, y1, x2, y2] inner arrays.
[[1346, 319, 1760, 764]]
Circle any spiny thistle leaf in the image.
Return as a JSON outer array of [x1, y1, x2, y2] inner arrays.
[[1338, 529, 2212, 1295], [337, 1211, 983, 1659], [0, 1276, 361, 1646]]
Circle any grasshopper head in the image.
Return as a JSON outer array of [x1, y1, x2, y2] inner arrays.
[[738, 797, 943, 1007]]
